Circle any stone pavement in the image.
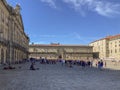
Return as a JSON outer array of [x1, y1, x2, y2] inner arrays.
[[0, 62, 120, 90]]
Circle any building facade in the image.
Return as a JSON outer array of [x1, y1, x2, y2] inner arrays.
[[89, 34, 120, 60], [0, 0, 29, 64], [29, 43, 93, 60]]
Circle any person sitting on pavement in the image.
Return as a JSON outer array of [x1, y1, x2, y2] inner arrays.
[[3, 63, 15, 70], [30, 63, 36, 70]]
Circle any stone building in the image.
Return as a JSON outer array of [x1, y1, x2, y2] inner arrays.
[[89, 34, 120, 60], [0, 0, 29, 64], [29, 43, 93, 60]]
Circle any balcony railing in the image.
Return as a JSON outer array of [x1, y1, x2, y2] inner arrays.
[[0, 36, 9, 45], [0, 36, 28, 52], [12, 41, 28, 52]]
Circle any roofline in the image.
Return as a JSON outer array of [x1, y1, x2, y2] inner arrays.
[[1, 0, 11, 12], [29, 44, 92, 47], [89, 34, 120, 44]]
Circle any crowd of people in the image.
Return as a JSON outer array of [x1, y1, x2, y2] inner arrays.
[[60, 59, 104, 69], [29, 57, 106, 70], [0, 57, 106, 71]]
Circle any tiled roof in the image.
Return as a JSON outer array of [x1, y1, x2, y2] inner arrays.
[[106, 34, 120, 39], [90, 34, 120, 44]]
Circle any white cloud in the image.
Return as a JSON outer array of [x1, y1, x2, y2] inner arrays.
[[94, 1, 120, 17], [40, 0, 120, 17], [63, 0, 120, 17], [40, 0, 56, 8]]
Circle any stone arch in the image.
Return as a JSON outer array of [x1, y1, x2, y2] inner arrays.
[[1, 48, 4, 64], [5, 49, 8, 64], [15, 50, 18, 63]]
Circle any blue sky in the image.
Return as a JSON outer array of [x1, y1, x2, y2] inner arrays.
[[7, 0, 120, 45]]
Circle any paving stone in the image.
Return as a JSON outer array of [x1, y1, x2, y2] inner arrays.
[[0, 62, 120, 90]]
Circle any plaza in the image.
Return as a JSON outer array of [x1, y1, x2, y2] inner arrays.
[[0, 62, 120, 90], [0, 1, 120, 90]]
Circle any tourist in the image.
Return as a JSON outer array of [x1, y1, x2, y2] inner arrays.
[[98, 60, 103, 70], [104, 61, 106, 67], [61, 59, 65, 66], [30, 63, 35, 70], [3, 63, 15, 70], [98, 61, 101, 69], [100, 60, 104, 70], [69, 60, 73, 68], [81, 60, 86, 68]]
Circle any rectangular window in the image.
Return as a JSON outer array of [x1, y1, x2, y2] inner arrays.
[[115, 49, 117, 53], [0, 9, 1, 22], [1, 11, 4, 23]]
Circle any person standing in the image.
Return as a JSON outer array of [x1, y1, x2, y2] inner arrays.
[[61, 59, 65, 66], [98, 60, 103, 70], [104, 61, 106, 67]]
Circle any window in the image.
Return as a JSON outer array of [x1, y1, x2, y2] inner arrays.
[[34, 48, 38, 52], [0, 9, 1, 22], [1, 11, 4, 23], [106, 43, 109, 45]]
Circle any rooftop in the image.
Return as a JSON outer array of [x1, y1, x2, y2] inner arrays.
[[90, 34, 120, 44], [29, 43, 91, 47]]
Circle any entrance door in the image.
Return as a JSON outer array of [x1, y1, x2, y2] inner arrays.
[[58, 55, 62, 59]]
